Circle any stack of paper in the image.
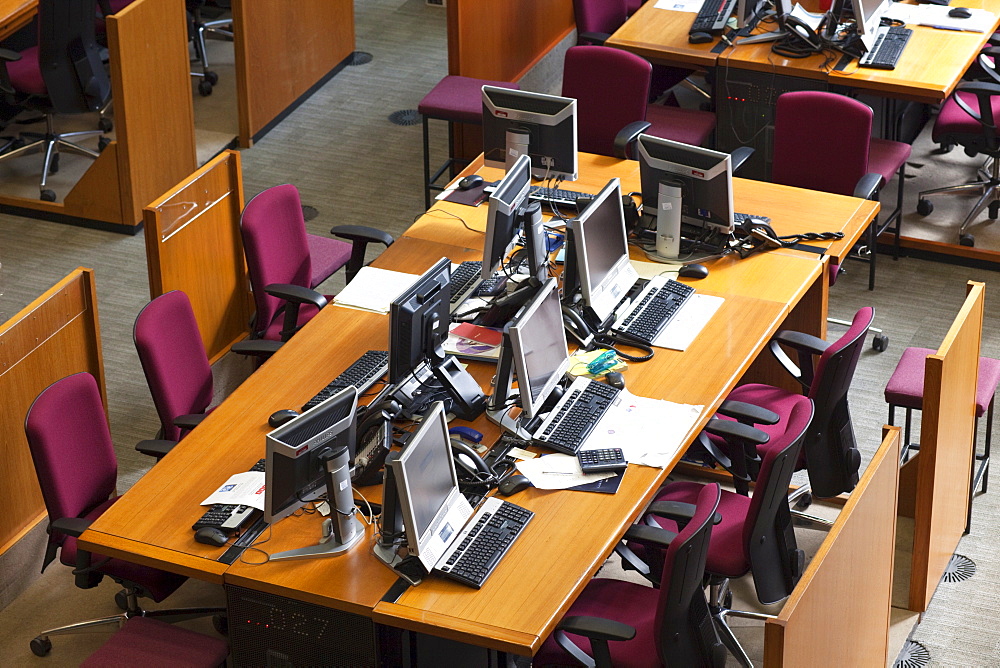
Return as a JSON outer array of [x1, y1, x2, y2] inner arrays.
[[331, 266, 419, 314]]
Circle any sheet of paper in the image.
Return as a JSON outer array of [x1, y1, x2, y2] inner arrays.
[[654, 0, 704, 13], [584, 390, 704, 468], [884, 4, 995, 32], [516, 454, 615, 490], [200, 471, 266, 510], [331, 266, 419, 314], [630, 259, 681, 281], [652, 293, 725, 351]]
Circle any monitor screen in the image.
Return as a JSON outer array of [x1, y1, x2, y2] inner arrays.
[[389, 258, 451, 383], [509, 278, 569, 420], [264, 386, 358, 523], [569, 178, 638, 324], [482, 85, 578, 182], [483, 154, 532, 281], [637, 134, 735, 234]]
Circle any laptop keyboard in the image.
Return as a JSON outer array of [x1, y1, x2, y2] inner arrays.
[[534, 377, 621, 454], [436, 497, 533, 589], [614, 278, 695, 344]]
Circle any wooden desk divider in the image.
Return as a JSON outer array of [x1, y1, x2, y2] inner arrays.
[[143, 150, 252, 363], [901, 281, 984, 613], [764, 426, 900, 667], [0, 269, 105, 562]]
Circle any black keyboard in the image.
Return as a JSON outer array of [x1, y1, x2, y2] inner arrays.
[[536, 379, 621, 454], [734, 212, 770, 224], [437, 497, 533, 589], [301, 350, 389, 411], [615, 279, 695, 344], [193, 458, 266, 533], [859, 26, 912, 70], [691, 0, 737, 34], [449, 261, 483, 305], [529, 185, 589, 207]]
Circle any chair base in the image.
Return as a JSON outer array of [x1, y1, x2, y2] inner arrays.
[[917, 153, 1000, 246], [0, 114, 104, 200], [708, 579, 776, 668]]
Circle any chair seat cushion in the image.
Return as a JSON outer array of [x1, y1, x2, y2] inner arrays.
[[305, 234, 352, 289], [933, 91, 1000, 144], [59, 499, 187, 603], [81, 616, 229, 668], [7, 46, 46, 96], [885, 347, 1000, 417], [418, 75, 520, 124], [262, 302, 325, 342], [868, 138, 911, 185], [535, 578, 659, 668], [644, 103, 716, 147]]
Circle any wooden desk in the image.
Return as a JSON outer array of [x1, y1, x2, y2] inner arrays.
[[0, 0, 34, 41]]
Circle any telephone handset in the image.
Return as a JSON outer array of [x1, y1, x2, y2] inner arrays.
[[781, 16, 824, 51], [450, 439, 495, 481], [351, 399, 400, 486]]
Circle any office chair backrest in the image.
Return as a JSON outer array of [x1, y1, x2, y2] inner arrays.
[[772, 91, 872, 198], [562, 46, 650, 157], [746, 396, 813, 605], [24, 372, 118, 531], [656, 483, 725, 667], [937, 85, 1000, 156], [573, 0, 628, 37], [36, 0, 111, 114], [241, 184, 313, 338], [133, 291, 213, 442]]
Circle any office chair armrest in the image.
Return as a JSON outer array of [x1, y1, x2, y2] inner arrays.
[[624, 522, 678, 551], [772, 329, 829, 356], [730, 146, 755, 175], [0, 48, 18, 96], [231, 339, 283, 357], [555, 617, 635, 668], [136, 439, 178, 459], [770, 329, 828, 389], [264, 283, 328, 309], [50, 517, 92, 538], [704, 418, 768, 446], [853, 172, 882, 200], [613, 121, 651, 159], [645, 500, 723, 527], [613, 539, 655, 582], [716, 399, 779, 426], [0, 48, 19, 62], [577, 31, 612, 46], [174, 413, 207, 430], [330, 225, 395, 283]]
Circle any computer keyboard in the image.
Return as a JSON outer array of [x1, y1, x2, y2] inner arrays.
[[691, 0, 737, 34], [535, 377, 621, 454], [449, 261, 483, 306], [529, 185, 589, 207], [613, 278, 695, 345], [301, 350, 389, 411], [859, 26, 912, 70], [734, 212, 770, 224], [192, 458, 266, 533], [436, 497, 533, 589]]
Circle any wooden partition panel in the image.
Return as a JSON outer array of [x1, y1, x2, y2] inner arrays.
[[764, 427, 900, 667], [231, 0, 354, 146], [143, 150, 251, 363], [909, 281, 984, 612], [0, 269, 105, 555]]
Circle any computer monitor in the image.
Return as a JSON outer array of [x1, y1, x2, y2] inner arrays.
[[483, 154, 532, 281], [508, 278, 569, 421], [568, 178, 639, 325], [636, 134, 735, 235], [264, 386, 358, 524], [482, 85, 579, 182], [389, 257, 451, 384], [853, 0, 893, 50]]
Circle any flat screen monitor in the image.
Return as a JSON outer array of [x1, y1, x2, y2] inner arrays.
[[483, 154, 532, 281], [509, 278, 569, 420], [389, 257, 451, 383], [636, 134, 735, 235], [569, 178, 638, 324], [482, 85, 579, 182], [853, 0, 892, 50], [264, 386, 358, 523]]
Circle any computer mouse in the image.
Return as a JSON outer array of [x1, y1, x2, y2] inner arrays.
[[457, 174, 484, 191], [194, 526, 228, 547], [949, 7, 972, 18], [678, 263, 710, 279], [498, 474, 532, 497], [688, 31, 713, 44], [268, 409, 299, 429], [604, 371, 626, 390]]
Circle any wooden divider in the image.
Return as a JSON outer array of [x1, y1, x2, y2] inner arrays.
[[0, 268, 105, 556], [906, 281, 983, 612], [143, 150, 251, 363], [764, 427, 900, 666], [231, 0, 354, 147]]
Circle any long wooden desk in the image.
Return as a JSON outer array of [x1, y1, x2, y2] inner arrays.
[[79, 154, 877, 661], [0, 0, 33, 41]]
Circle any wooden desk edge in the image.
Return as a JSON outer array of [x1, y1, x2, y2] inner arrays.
[[79, 529, 227, 584]]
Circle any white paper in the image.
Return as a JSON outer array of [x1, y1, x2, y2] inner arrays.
[[652, 293, 725, 351], [516, 454, 615, 490], [629, 259, 681, 281], [884, 4, 995, 32], [331, 266, 419, 314], [654, 0, 705, 13], [200, 472, 267, 510]]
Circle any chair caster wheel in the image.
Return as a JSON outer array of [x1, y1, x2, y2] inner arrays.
[[990, 202, 1000, 220], [40, 189, 56, 202], [115, 589, 129, 611], [960, 233, 975, 247], [794, 493, 813, 509], [198, 80, 213, 96], [872, 334, 888, 352], [205, 71, 219, 86], [98, 137, 110, 152], [212, 613, 229, 636], [49, 153, 59, 174], [30, 636, 52, 657], [98, 117, 113, 133], [916, 199, 933, 216]]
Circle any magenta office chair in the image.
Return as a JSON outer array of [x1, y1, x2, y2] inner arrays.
[[535, 484, 725, 668], [561, 46, 716, 158], [240, 184, 393, 343], [24, 372, 221, 658]]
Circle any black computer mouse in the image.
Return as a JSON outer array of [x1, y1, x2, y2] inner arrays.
[[268, 409, 299, 429], [604, 371, 626, 391], [678, 263, 710, 279], [457, 174, 485, 191], [949, 7, 972, 18], [688, 31, 713, 44], [194, 526, 228, 547], [498, 474, 532, 496]]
